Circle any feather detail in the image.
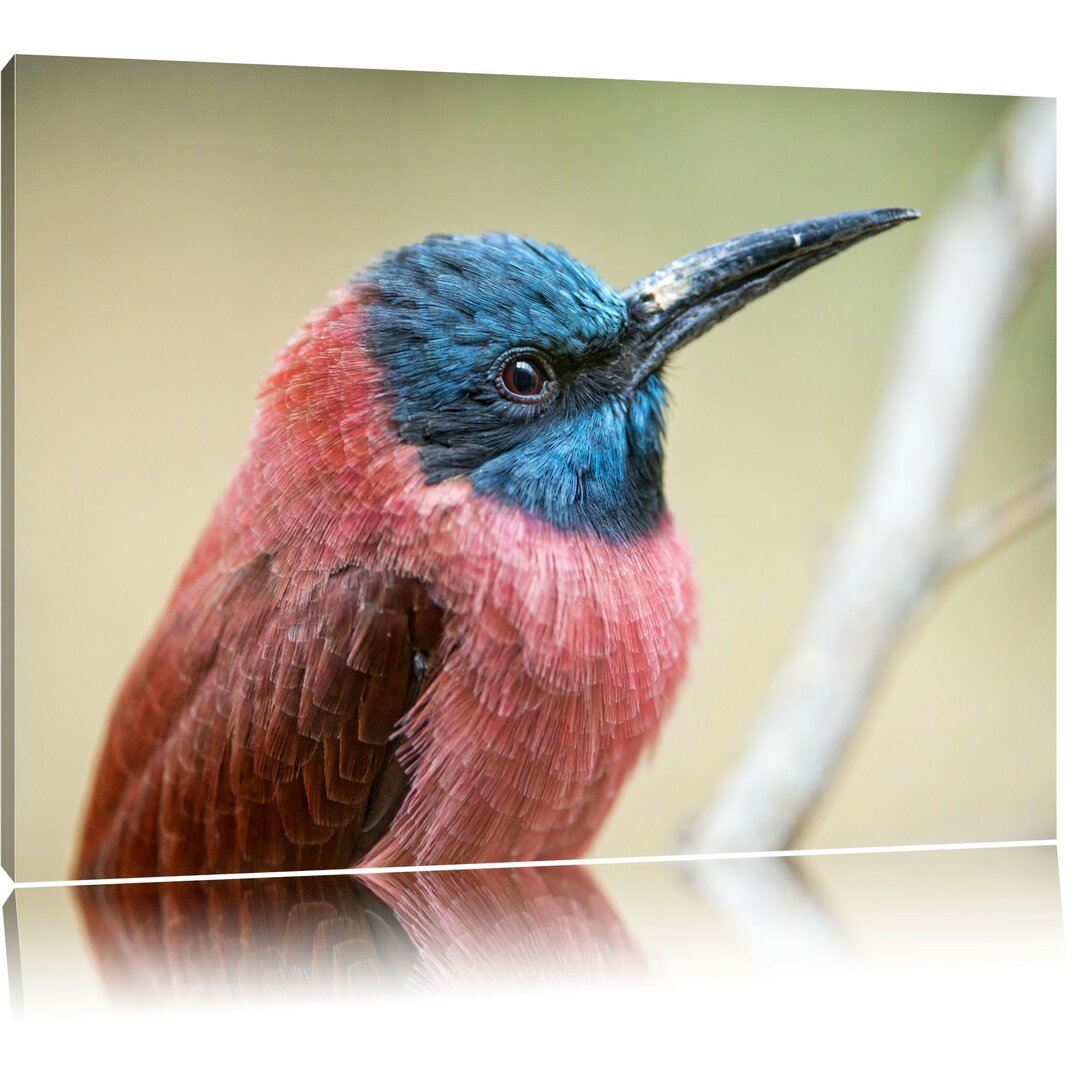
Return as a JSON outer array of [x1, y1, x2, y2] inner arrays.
[[77, 293, 696, 878]]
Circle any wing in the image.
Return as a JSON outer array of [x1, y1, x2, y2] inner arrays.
[[77, 555, 443, 878]]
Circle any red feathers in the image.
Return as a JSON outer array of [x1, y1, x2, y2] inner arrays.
[[77, 292, 697, 879], [364, 511, 697, 866]]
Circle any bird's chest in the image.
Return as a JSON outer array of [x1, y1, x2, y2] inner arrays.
[[367, 509, 698, 865]]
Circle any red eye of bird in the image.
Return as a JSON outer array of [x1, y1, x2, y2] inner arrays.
[[498, 352, 552, 402]]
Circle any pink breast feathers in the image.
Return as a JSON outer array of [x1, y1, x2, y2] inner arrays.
[[361, 500, 699, 867]]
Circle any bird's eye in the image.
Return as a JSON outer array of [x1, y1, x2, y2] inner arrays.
[[497, 351, 554, 403]]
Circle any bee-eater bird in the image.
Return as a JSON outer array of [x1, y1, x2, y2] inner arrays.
[[77, 209, 918, 880]]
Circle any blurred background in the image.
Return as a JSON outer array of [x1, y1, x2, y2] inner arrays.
[[12, 58, 1054, 882]]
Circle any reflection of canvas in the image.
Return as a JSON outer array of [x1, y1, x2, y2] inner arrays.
[[5, 847, 1064, 1011], [5, 58, 1055, 883]]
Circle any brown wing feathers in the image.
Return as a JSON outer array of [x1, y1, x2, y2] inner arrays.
[[77, 557, 443, 878]]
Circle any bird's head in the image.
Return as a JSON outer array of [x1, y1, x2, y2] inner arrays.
[[354, 210, 918, 543]]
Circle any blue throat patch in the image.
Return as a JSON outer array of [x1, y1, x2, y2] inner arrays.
[[359, 233, 667, 543]]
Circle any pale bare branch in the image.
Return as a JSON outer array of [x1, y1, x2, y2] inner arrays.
[[935, 463, 1056, 583]]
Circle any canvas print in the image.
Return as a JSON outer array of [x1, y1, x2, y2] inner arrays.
[[1, 58, 1055, 884]]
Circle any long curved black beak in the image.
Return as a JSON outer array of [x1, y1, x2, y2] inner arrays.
[[621, 208, 919, 385]]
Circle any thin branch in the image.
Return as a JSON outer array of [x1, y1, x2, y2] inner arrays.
[[681, 99, 1056, 861], [935, 463, 1056, 583]]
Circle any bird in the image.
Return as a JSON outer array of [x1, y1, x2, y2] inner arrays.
[[76, 208, 918, 880]]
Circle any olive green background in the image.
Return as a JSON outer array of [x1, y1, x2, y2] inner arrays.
[[11, 57, 1055, 881]]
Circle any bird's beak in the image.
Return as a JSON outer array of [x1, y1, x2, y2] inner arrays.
[[621, 208, 920, 385]]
